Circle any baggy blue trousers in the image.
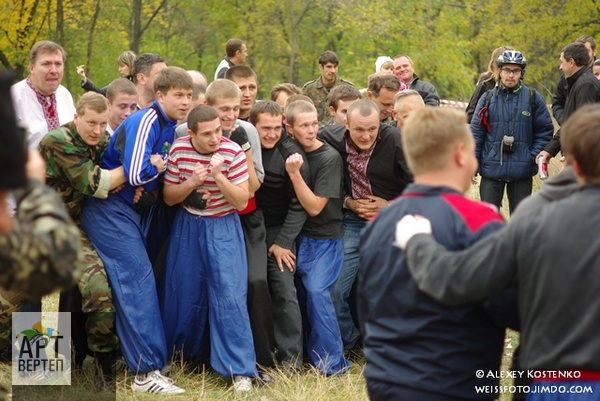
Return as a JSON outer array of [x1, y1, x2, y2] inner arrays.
[[296, 235, 351, 375], [160, 209, 257, 378], [81, 195, 167, 374]]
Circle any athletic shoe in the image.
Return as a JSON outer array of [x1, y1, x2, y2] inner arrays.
[[131, 370, 185, 394], [233, 375, 253, 392]]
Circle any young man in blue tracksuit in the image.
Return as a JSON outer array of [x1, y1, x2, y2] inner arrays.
[[81, 67, 193, 395], [358, 107, 518, 401]]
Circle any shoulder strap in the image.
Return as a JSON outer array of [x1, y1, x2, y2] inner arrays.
[[529, 88, 536, 121], [484, 88, 494, 111]]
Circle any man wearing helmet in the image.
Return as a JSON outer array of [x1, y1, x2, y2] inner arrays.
[[471, 50, 554, 214]]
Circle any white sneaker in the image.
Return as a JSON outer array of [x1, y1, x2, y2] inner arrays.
[[233, 375, 253, 392], [131, 370, 185, 394]]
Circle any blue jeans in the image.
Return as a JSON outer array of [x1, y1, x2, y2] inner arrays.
[[479, 176, 532, 215], [332, 211, 366, 350]]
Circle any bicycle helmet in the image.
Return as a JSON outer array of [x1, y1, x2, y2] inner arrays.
[[497, 50, 527, 69]]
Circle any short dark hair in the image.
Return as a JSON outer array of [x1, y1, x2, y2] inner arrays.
[[187, 105, 220, 133], [225, 65, 257, 81], [318, 50, 339, 66], [249, 100, 283, 125], [29, 41, 66, 66], [562, 42, 590, 67], [226, 39, 245, 58], [327, 84, 362, 109], [106, 78, 137, 103], [368, 73, 401, 96], [153, 67, 193, 94], [132, 53, 166, 84]]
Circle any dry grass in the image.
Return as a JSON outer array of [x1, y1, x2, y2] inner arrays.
[[2, 159, 561, 400]]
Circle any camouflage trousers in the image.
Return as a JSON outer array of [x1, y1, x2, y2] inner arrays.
[[76, 228, 117, 353], [0, 228, 117, 355]]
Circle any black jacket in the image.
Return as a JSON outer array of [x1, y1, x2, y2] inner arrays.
[[318, 124, 412, 203], [546, 67, 600, 156]]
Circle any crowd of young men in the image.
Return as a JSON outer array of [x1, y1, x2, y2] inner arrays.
[[4, 34, 600, 400]]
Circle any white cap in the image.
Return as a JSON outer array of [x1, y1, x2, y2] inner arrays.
[[375, 56, 394, 72]]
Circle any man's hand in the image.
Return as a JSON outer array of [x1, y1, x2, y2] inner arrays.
[[150, 154, 166, 173], [351, 195, 388, 220], [188, 162, 208, 187], [133, 186, 145, 204], [393, 214, 432, 250], [26, 150, 46, 183], [536, 150, 552, 164], [268, 244, 296, 272], [210, 153, 224, 178], [285, 153, 304, 175], [110, 184, 125, 194]]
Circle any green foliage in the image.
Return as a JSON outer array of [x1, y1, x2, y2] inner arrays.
[[0, 0, 599, 102]]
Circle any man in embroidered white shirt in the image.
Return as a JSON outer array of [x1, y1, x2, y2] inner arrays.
[[11, 40, 76, 150]]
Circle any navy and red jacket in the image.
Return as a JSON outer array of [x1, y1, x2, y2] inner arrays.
[[358, 184, 519, 400]]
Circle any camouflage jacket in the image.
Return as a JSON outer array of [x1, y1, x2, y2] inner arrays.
[[38, 123, 111, 220], [302, 76, 355, 125], [0, 180, 82, 298]]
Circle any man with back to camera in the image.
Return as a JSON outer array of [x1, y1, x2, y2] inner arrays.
[[396, 104, 600, 401]]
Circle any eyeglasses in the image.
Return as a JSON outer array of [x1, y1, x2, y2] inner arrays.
[[501, 68, 522, 76]]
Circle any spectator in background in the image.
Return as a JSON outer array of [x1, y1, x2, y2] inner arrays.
[[303, 51, 356, 125], [465, 46, 513, 123], [594, 59, 600, 79], [393, 54, 440, 106], [215, 39, 248, 80], [77, 50, 136, 96], [374, 56, 394, 74]]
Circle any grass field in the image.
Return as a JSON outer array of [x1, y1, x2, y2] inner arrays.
[[1, 158, 562, 400]]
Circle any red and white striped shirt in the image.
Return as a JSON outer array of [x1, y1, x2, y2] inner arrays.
[[165, 136, 249, 217]]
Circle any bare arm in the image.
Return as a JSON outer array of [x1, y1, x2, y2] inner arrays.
[[163, 162, 208, 206], [244, 149, 261, 197], [211, 153, 249, 210], [285, 153, 328, 217]]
